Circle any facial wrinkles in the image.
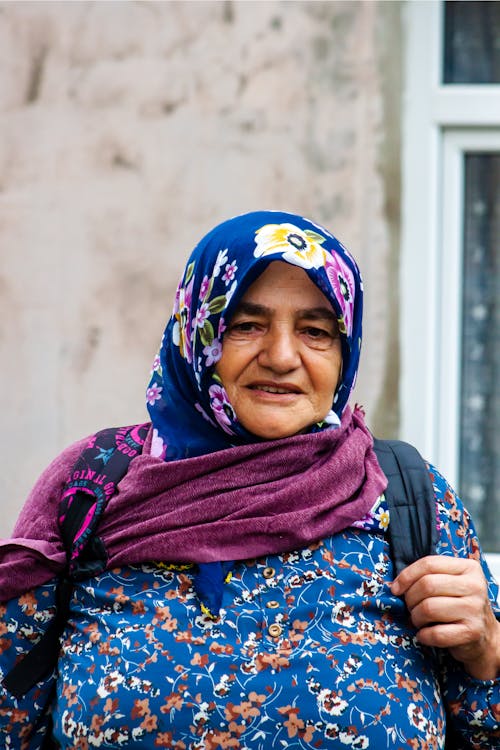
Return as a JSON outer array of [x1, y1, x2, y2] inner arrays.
[[235, 301, 337, 324]]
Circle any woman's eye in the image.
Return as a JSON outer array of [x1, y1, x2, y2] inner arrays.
[[228, 321, 260, 334], [303, 327, 331, 339]]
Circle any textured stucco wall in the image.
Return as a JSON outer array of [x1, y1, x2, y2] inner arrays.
[[0, 0, 402, 535]]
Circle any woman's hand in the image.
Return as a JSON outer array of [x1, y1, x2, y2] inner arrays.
[[391, 555, 500, 680]]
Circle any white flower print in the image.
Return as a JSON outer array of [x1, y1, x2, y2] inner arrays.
[[150, 428, 166, 459], [213, 248, 229, 277], [218, 317, 227, 338], [323, 409, 341, 427], [374, 506, 390, 531], [222, 261, 238, 285], [150, 354, 161, 375], [146, 383, 162, 406], [225, 279, 238, 306], [407, 702, 428, 731], [332, 601, 355, 627], [318, 688, 348, 716], [254, 222, 328, 269], [209, 383, 236, 434], [192, 302, 210, 330], [172, 320, 180, 346], [199, 275, 210, 299], [203, 338, 223, 367]]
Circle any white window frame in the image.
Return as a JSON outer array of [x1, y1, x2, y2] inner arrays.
[[438, 130, 500, 483], [401, 0, 500, 578]]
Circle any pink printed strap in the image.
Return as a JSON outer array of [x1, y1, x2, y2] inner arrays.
[[59, 423, 149, 575]]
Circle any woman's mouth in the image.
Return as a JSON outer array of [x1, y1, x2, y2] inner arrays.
[[248, 383, 302, 395]]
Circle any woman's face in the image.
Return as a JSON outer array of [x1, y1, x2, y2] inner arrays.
[[216, 261, 342, 439]]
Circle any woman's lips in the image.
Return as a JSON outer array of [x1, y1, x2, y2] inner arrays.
[[247, 382, 303, 396]]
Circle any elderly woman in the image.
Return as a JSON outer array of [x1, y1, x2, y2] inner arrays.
[[1, 211, 499, 749]]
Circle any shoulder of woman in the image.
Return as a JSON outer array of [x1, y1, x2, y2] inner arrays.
[[427, 462, 484, 555], [426, 462, 463, 508], [11, 432, 97, 538]]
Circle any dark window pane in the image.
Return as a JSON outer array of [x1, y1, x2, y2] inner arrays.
[[444, 1, 500, 83], [459, 153, 500, 552]]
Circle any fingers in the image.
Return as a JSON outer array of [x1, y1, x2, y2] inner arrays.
[[390, 555, 481, 597], [400, 571, 487, 614], [407, 593, 486, 631], [415, 621, 486, 651], [414, 606, 500, 680], [390, 555, 488, 628], [389, 556, 500, 679], [402, 573, 480, 610]]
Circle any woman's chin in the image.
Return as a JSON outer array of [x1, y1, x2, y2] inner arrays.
[[241, 413, 314, 441]]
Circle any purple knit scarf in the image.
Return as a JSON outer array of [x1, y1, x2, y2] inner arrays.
[[0, 407, 386, 602]]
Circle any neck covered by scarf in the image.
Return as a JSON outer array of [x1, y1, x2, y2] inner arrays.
[[0, 407, 387, 613]]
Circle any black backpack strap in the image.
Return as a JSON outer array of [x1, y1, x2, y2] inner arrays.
[[373, 438, 438, 576], [374, 440, 463, 748], [60, 423, 149, 579], [1, 577, 72, 698], [2, 423, 149, 699]]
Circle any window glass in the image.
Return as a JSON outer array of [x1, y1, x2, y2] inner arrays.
[[459, 153, 500, 551], [443, 1, 500, 83]]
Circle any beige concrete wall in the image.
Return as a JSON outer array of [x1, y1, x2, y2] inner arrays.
[[0, 0, 402, 535]]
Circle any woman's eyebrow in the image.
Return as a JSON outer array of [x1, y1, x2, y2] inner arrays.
[[299, 307, 337, 322], [234, 301, 336, 322], [233, 301, 270, 317]]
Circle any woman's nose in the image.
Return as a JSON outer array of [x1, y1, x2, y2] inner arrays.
[[257, 326, 301, 372]]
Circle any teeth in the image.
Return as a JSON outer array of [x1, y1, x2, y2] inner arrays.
[[258, 385, 293, 394]]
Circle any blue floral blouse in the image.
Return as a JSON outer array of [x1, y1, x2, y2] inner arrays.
[[1, 466, 499, 750]]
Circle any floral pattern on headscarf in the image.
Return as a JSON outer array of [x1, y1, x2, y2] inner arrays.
[[253, 222, 328, 269], [147, 211, 363, 460]]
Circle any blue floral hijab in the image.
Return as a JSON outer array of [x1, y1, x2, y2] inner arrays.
[[146, 211, 363, 460]]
